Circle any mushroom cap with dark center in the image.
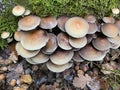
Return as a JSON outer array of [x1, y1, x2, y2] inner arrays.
[[46, 61, 73, 73], [57, 32, 72, 50], [101, 23, 119, 37], [18, 15, 41, 31], [40, 16, 57, 29], [57, 16, 70, 32], [69, 36, 87, 48], [102, 17, 115, 23], [29, 51, 49, 64], [65, 17, 89, 38], [79, 44, 107, 61], [42, 33, 58, 54], [84, 15, 96, 23], [15, 42, 40, 58], [21, 30, 49, 50], [92, 37, 111, 51], [50, 49, 74, 65]]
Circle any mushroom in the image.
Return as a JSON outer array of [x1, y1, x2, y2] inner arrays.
[[12, 5, 25, 16], [57, 16, 70, 32], [1, 31, 10, 39], [69, 36, 87, 48], [26, 58, 38, 64], [92, 37, 111, 51], [28, 51, 49, 64], [107, 35, 120, 45], [18, 15, 41, 31], [112, 8, 120, 15], [50, 49, 74, 65], [14, 31, 26, 41], [84, 15, 96, 23], [40, 16, 57, 29], [46, 61, 73, 73], [57, 32, 72, 50], [102, 17, 115, 23], [15, 42, 40, 58], [42, 33, 58, 55], [86, 34, 97, 44], [79, 44, 107, 61], [23, 9, 31, 16], [65, 17, 89, 38], [87, 23, 98, 34], [101, 23, 119, 37], [72, 51, 85, 62], [110, 43, 120, 49], [21, 30, 49, 50]]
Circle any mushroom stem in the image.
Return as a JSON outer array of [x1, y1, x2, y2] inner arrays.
[[49, 29, 53, 32]]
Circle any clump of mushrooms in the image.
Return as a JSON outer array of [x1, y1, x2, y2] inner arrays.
[[12, 5, 120, 73]]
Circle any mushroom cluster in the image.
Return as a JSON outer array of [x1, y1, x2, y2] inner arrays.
[[13, 11, 120, 72]]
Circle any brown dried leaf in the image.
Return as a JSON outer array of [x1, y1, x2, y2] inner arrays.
[[73, 72, 91, 89], [21, 74, 32, 84]]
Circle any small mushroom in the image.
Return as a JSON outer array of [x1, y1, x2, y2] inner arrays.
[[57, 32, 72, 50], [50, 49, 74, 65], [28, 51, 49, 64], [112, 8, 120, 15], [115, 20, 120, 30], [101, 23, 119, 37], [42, 33, 58, 54], [92, 37, 111, 51], [1, 31, 10, 39], [65, 17, 89, 38], [16, 42, 40, 58], [18, 15, 41, 31], [46, 61, 73, 73], [72, 51, 85, 62], [40, 16, 57, 29], [23, 9, 31, 16], [84, 15, 96, 23], [102, 17, 115, 23], [79, 44, 107, 61], [87, 23, 98, 34], [14, 31, 26, 41], [69, 36, 87, 48], [12, 5, 25, 16], [57, 15, 70, 32], [21, 30, 49, 50]]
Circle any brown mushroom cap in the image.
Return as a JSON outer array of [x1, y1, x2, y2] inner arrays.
[[50, 49, 74, 65], [14, 31, 26, 41], [1, 31, 10, 39], [107, 35, 120, 44], [84, 15, 96, 23], [102, 17, 115, 23], [57, 33, 72, 50], [101, 23, 119, 37], [40, 16, 57, 29], [46, 61, 73, 73], [57, 16, 70, 32], [115, 20, 120, 30], [88, 23, 98, 34], [18, 15, 41, 31], [15, 42, 40, 58], [12, 5, 25, 16], [21, 30, 49, 50], [69, 36, 87, 48], [72, 51, 85, 62], [42, 33, 58, 55], [65, 17, 89, 38], [29, 51, 49, 64], [79, 44, 107, 61], [92, 37, 111, 51]]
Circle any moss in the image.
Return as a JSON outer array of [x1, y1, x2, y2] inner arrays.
[[0, 0, 120, 49]]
